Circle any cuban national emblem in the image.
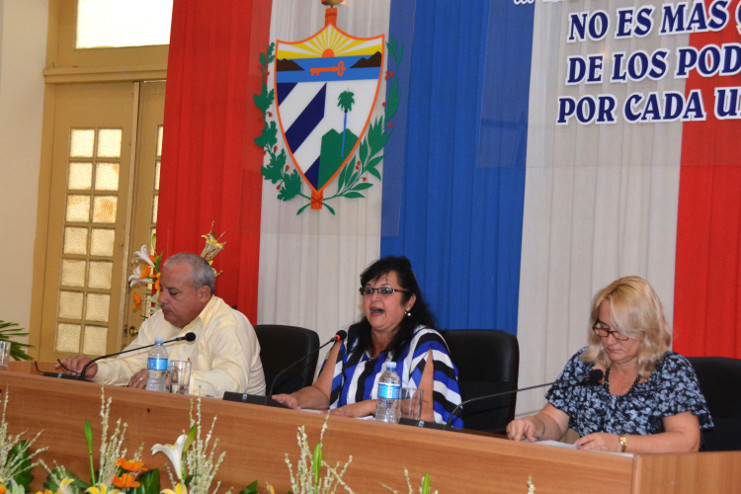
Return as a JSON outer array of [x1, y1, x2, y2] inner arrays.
[[256, 6, 394, 214]]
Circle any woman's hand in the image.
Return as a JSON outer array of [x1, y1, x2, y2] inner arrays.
[[329, 399, 376, 419], [506, 416, 545, 442], [272, 393, 301, 410], [574, 432, 622, 452]]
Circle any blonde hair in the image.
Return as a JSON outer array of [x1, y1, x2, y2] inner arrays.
[[581, 276, 672, 378]]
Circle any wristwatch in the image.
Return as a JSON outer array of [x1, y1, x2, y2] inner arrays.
[[619, 434, 628, 452]]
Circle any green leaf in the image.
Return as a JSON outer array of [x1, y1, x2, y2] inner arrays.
[[266, 42, 276, 64], [129, 469, 160, 494], [312, 442, 322, 493], [238, 480, 259, 494], [385, 79, 400, 121], [9, 440, 32, 490], [342, 191, 365, 199], [359, 140, 369, 164], [351, 182, 373, 191], [422, 473, 431, 494], [45, 467, 87, 494], [278, 171, 301, 201], [0, 321, 34, 361], [84, 419, 96, 485], [322, 202, 335, 215], [366, 155, 383, 170], [367, 167, 382, 181]]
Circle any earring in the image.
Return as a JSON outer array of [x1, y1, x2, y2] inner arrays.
[[405, 308, 412, 317]]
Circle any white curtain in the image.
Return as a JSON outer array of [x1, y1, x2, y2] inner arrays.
[[516, 0, 689, 415]]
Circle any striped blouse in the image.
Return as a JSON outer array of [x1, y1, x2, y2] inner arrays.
[[327, 324, 463, 427]]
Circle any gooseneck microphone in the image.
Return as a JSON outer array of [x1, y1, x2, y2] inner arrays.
[[444, 368, 604, 430], [78, 332, 197, 380], [264, 330, 348, 404]]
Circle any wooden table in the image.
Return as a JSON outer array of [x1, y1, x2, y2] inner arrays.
[[3, 364, 740, 493]]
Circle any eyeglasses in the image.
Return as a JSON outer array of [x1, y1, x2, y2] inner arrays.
[[592, 323, 630, 341], [359, 286, 409, 297]]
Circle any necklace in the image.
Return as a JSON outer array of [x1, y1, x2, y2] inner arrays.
[[604, 367, 640, 396]]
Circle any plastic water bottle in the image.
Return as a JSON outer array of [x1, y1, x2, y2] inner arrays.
[[145, 337, 168, 392], [376, 361, 401, 423]]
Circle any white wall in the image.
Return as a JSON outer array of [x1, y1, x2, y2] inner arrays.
[[0, 1, 48, 337]]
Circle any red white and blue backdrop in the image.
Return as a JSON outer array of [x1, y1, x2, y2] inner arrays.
[[157, 0, 741, 414]]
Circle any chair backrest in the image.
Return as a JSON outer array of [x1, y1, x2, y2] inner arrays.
[[687, 356, 741, 451], [254, 324, 320, 396], [440, 329, 519, 433]]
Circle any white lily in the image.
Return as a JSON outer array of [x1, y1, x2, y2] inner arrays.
[[151, 434, 188, 481], [132, 244, 155, 267], [128, 265, 149, 288]]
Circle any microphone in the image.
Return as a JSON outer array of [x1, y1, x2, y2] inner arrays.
[[264, 330, 348, 404], [77, 332, 197, 380], [443, 369, 604, 430]]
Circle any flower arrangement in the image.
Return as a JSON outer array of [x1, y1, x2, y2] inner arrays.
[[0, 392, 47, 492], [128, 225, 226, 318], [382, 470, 435, 494], [272, 417, 353, 494], [151, 399, 241, 494], [44, 388, 156, 494]]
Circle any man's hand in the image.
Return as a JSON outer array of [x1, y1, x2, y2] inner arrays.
[[128, 369, 148, 389], [56, 356, 97, 378]]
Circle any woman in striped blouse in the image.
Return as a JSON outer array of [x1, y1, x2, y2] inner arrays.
[[273, 256, 462, 426]]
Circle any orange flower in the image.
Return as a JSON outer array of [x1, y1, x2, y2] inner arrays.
[[133, 293, 142, 309], [0, 485, 7, 494], [117, 457, 145, 472], [138, 265, 152, 280], [113, 473, 141, 488]]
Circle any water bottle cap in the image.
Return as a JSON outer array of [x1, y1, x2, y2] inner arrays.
[[154, 337, 164, 344], [385, 361, 396, 369]]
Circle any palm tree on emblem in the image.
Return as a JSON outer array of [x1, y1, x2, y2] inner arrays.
[[337, 90, 355, 158]]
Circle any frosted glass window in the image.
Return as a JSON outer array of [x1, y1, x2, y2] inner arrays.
[[95, 163, 120, 190], [90, 228, 115, 256], [83, 325, 108, 355], [152, 195, 159, 223], [88, 261, 113, 289], [156, 126, 163, 157], [59, 291, 83, 319], [97, 129, 122, 158], [68, 163, 93, 190], [92, 196, 118, 223], [154, 161, 161, 190], [85, 293, 110, 322], [56, 323, 81, 353], [66, 195, 91, 222], [63, 227, 89, 255], [70, 129, 95, 157], [61, 260, 87, 287], [76, 0, 173, 49]]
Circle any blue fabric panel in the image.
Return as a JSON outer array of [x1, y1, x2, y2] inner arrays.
[[381, 1, 535, 335]]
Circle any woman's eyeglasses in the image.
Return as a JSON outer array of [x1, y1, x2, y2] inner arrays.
[[592, 323, 630, 341], [359, 286, 409, 297]]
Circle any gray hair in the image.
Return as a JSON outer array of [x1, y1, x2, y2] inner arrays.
[[163, 252, 215, 295]]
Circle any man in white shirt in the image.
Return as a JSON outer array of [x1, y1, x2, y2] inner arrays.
[[59, 252, 265, 397]]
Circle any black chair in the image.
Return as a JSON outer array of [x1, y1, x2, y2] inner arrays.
[[687, 356, 741, 451], [254, 324, 320, 396], [441, 329, 519, 433]]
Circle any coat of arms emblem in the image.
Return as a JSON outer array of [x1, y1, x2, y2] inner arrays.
[[255, 6, 400, 214]]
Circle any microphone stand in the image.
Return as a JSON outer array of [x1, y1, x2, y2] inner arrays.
[[444, 369, 604, 430], [264, 330, 347, 404], [77, 333, 195, 380]]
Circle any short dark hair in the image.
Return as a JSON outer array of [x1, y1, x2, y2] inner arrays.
[[163, 252, 215, 295], [353, 256, 436, 359]]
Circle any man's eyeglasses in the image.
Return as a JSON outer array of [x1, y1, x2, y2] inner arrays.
[[592, 323, 630, 341], [359, 286, 409, 297]]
